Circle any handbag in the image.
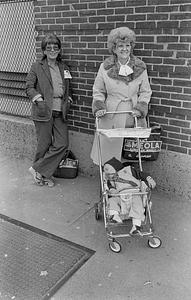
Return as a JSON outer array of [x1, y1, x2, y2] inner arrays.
[[53, 150, 79, 178], [122, 122, 162, 161]]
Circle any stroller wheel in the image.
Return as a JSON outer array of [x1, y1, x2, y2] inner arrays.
[[148, 236, 162, 249], [95, 203, 101, 220], [109, 240, 121, 253]]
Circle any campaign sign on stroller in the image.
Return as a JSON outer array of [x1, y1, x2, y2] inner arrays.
[[122, 123, 162, 161]]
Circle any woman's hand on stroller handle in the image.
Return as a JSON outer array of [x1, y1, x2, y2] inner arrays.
[[131, 109, 142, 118], [95, 109, 106, 118]]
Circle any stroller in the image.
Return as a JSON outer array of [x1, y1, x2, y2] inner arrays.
[[94, 111, 162, 253]]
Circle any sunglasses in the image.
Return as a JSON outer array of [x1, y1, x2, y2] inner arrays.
[[45, 45, 60, 52]]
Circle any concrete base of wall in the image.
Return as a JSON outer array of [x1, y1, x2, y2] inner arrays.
[[0, 114, 190, 201], [140, 152, 191, 202], [0, 114, 37, 159]]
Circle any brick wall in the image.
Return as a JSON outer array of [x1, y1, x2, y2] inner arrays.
[[34, 0, 191, 155]]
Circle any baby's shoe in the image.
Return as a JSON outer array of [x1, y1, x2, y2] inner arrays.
[[110, 214, 123, 223], [146, 176, 156, 189], [130, 225, 142, 236]]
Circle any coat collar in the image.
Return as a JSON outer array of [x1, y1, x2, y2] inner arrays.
[[40, 58, 52, 85], [103, 55, 146, 85]]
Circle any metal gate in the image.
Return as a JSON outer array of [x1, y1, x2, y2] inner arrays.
[[0, 0, 36, 117]]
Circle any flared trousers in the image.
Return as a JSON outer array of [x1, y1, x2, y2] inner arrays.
[[32, 114, 69, 178]]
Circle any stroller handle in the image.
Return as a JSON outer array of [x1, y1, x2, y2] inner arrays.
[[96, 110, 138, 127], [104, 110, 133, 115]]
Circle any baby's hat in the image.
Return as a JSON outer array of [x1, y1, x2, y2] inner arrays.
[[104, 157, 123, 172]]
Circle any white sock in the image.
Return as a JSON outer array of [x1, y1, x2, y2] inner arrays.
[[109, 210, 118, 216], [113, 214, 123, 223], [132, 219, 141, 227]]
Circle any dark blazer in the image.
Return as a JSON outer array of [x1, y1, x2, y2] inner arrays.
[[26, 58, 72, 121]]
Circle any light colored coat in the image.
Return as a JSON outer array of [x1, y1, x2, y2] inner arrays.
[[91, 55, 152, 165]]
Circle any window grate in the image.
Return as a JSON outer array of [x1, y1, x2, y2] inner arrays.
[[0, 72, 31, 118], [0, 1, 36, 73], [0, 1, 33, 4], [0, 0, 35, 118]]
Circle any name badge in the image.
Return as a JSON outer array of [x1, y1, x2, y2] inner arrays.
[[64, 70, 72, 79]]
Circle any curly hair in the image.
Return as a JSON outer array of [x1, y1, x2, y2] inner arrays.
[[41, 33, 62, 61], [107, 27, 136, 54]]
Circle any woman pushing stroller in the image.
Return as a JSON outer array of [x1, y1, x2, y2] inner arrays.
[[91, 26, 152, 165], [91, 27, 162, 251]]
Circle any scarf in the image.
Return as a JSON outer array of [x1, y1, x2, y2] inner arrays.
[[103, 55, 146, 85]]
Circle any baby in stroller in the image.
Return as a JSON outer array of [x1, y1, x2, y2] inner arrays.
[[103, 157, 156, 235]]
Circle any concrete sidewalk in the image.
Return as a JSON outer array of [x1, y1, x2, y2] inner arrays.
[[0, 153, 191, 300]]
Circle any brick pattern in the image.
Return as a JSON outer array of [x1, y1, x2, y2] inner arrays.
[[33, 0, 191, 155]]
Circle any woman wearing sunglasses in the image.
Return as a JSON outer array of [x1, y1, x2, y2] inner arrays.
[[26, 33, 72, 187]]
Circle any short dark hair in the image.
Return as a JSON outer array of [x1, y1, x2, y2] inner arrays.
[[41, 33, 62, 61]]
